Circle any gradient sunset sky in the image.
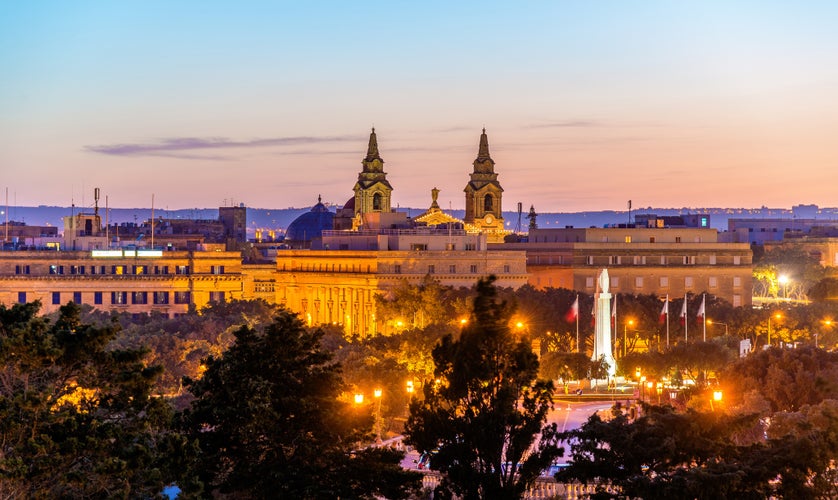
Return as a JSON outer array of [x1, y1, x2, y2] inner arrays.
[[2, 1, 837, 213]]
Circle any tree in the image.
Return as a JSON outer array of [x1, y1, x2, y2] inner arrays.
[[404, 277, 562, 500], [181, 307, 420, 499], [0, 301, 192, 497], [557, 404, 838, 499]]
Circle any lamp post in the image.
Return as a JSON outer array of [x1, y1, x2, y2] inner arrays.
[[778, 275, 790, 301], [767, 313, 781, 347], [373, 388, 383, 443], [819, 320, 833, 349], [624, 319, 634, 358], [710, 390, 723, 412], [707, 319, 729, 336]]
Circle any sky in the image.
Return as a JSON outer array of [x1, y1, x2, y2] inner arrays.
[[2, 1, 837, 213]]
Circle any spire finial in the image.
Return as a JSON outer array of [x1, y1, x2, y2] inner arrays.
[[365, 127, 381, 161], [476, 127, 491, 161], [318, 194, 322, 203]]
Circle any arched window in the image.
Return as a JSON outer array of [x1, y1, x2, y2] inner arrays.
[[484, 194, 493, 212], [373, 192, 382, 211]]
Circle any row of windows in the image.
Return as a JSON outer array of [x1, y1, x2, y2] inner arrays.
[[31, 291, 202, 306], [13, 264, 229, 276], [424, 264, 512, 274], [583, 255, 743, 266], [31, 264, 193, 276], [584, 276, 743, 289]]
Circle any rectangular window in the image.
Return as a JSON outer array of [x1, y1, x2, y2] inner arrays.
[[586, 256, 594, 265], [733, 295, 742, 307], [18, 292, 26, 303], [90, 266, 97, 275], [393, 264, 401, 274], [112, 265, 124, 275], [70, 265, 78, 275], [733, 256, 741, 265], [709, 255, 717, 265], [610, 276, 619, 288], [635, 277, 644, 288], [77, 266, 85, 275], [465, 243, 476, 251], [132, 291, 148, 304], [449, 264, 456, 273], [209, 291, 225, 302], [685, 276, 694, 289], [176, 265, 189, 275], [49, 265, 58, 275], [586, 277, 595, 288], [111, 291, 128, 305], [660, 256, 666, 265], [470, 264, 478, 273], [211, 265, 225, 275], [733, 276, 742, 288], [633, 256, 640, 265], [133, 265, 146, 275], [625, 236, 632, 243], [174, 291, 191, 304], [675, 237, 682, 243], [428, 265, 435, 274], [503, 265, 510, 273], [73, 291, 82, 304], [15, 265, 30, 275], [153, 291, 169, 305], [649, 237, 656, 243], [410, 244, 427, 251], [709, 277, 718, 288], [52, 292, 61, 305], [94, 292, 103, 305], [660, 276, 669, 287], [609, 256, 619, 265]]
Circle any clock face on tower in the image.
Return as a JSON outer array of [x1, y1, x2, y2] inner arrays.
[[484, 214, 495, 225]]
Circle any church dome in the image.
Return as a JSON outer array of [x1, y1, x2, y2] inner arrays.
[[285, 197, 335, 244]]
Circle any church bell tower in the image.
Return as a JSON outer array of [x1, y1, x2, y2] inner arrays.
[[353, 128, 393, 215], [464, 128, 504, 234]]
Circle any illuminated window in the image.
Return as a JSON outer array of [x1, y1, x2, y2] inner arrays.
[[132, 292, 148, 304], [211, 265, 225, 275], [154, 292, 169, 304], [112, 265, 124, 275], [176, 265, 189, 275], [174, 291, 191, 304], [111, 291, 128, 305], [625, 236, 631, 243], [133, 265, 146, 275], [209, 291, 225, 302]]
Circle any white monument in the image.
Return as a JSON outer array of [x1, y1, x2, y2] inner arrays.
[[593, 269, 617, 378]]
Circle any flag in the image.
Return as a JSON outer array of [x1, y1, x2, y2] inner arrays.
[[696, 294, 706, 324], [565, 296, 579, 323], [591, 300, 596, 326], [659, 294, 669, 324], [679, 297, 687, 326]]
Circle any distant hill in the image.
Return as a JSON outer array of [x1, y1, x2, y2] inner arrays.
[[5, 204, 838, 236]]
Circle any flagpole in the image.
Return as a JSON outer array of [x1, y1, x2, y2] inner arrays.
[[684, 295, 688, 342], [702, 294, 707, 342], [666, 294, 670, 348], [575, 294, 580, 353]]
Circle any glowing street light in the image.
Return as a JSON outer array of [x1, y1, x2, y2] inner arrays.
[[767, 312, 782, 347], [354, 393, 364, 405], [406, 380, 414, 394], [373, 388, 383, 442], [710, 389, 723, 412], [778, 275, 790, 300], [624, 319, 635, 358], [707, 319, 729, 336]]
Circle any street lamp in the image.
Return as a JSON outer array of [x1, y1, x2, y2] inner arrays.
[[710, 390, 723, 411], [819, 320, 833, 349], [767, 313, 782, 347], [624, 319, 635, 358], [778, 275, 790, 300], [707, 319, 729, 336], [373, 388, 383, 442], [354, 393, 364, 404]]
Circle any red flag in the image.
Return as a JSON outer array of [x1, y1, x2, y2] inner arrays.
[[659, 294, 669, 324], [590, 300, 596, 326], [696, 294, 706, 324], [565, 296, 579, 323], [679, 297, 687, 326]]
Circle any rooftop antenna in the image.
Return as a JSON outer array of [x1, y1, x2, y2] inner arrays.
[[627, 199, 632, 226], [515, 202, 523, 233], [94, 187, 100, 218]]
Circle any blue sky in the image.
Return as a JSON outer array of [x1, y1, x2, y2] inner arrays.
[[2, 1, 837, 212]]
